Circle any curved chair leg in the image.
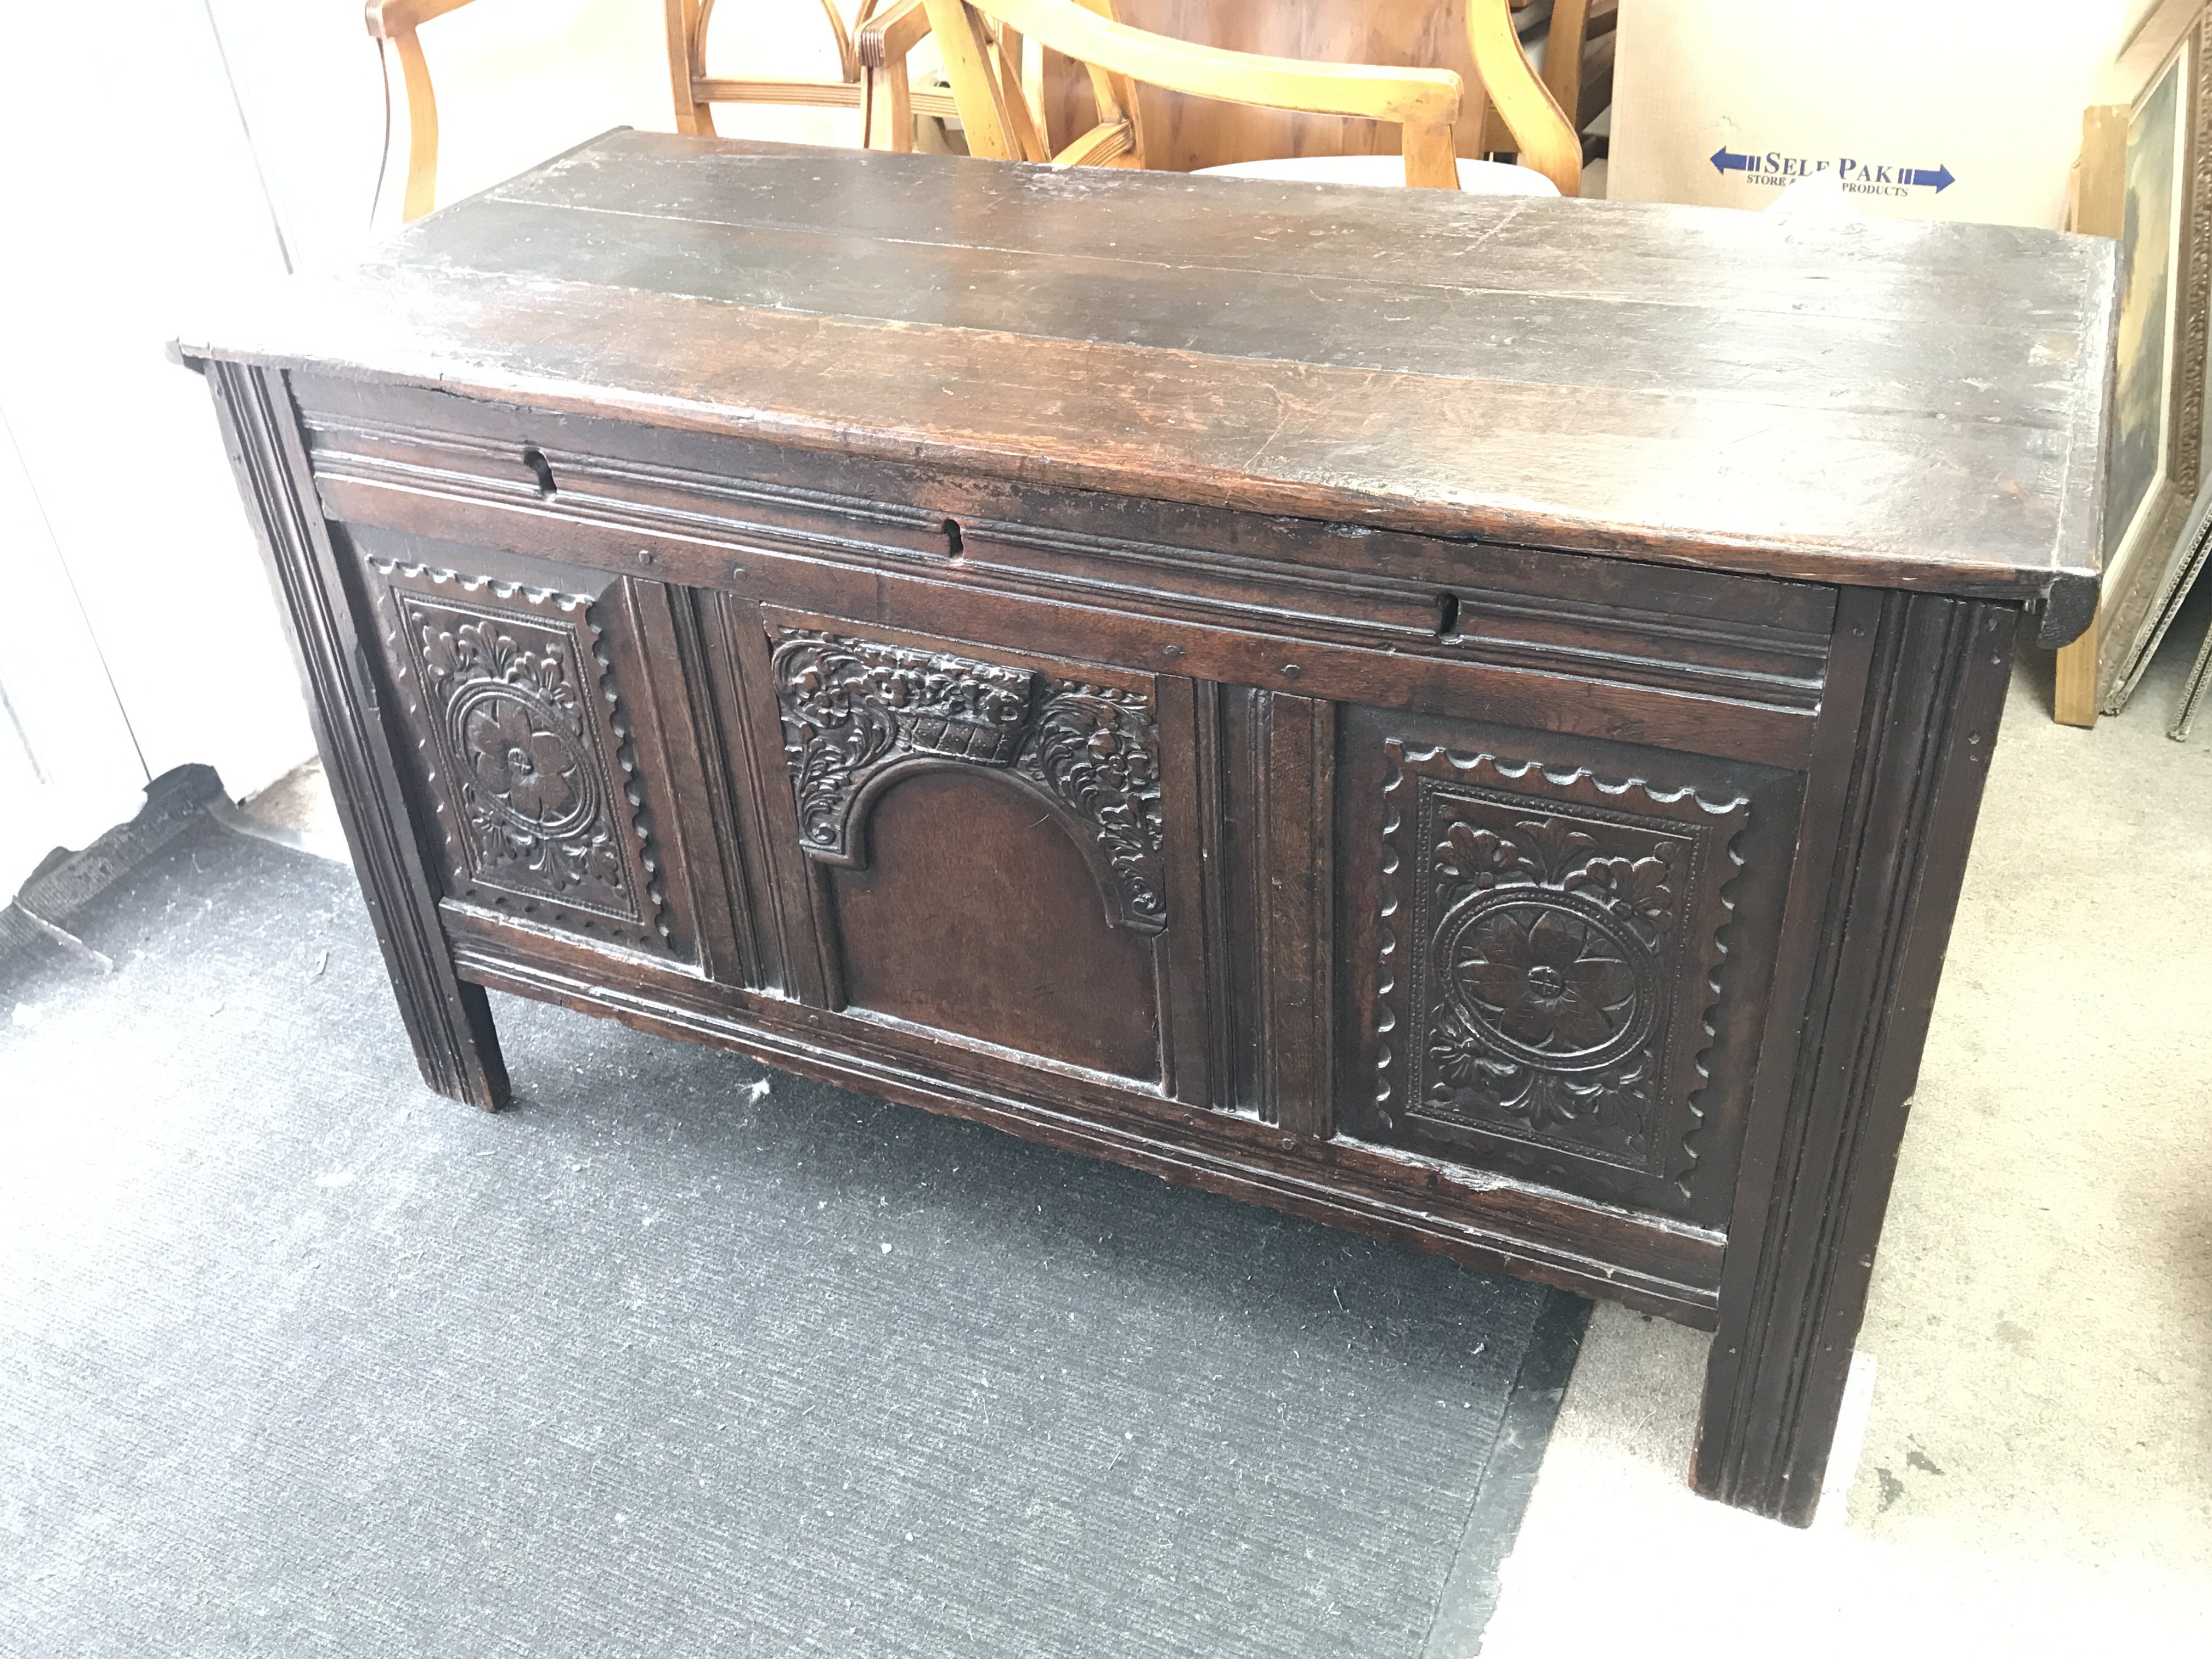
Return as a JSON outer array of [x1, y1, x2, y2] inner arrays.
[[393, 29, 441, 221]]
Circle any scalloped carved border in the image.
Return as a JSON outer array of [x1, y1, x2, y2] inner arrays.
[[370, 559, 673, 953], [1375, 744, 1747, 1192]]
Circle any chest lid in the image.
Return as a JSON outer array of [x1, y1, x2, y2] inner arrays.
[[177, 129, 2114, 639]]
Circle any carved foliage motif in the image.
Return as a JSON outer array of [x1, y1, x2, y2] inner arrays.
[[770, 629, 1166, 933], [426, 615, 621, 892], [1023, 683, 1165, 927], [375, 562, 669, 948], [773, 632, 1037, 851], [1377, 744, 1747, 1188]]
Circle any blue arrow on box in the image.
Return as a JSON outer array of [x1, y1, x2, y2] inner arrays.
[[1709, 149, 1957, 191]]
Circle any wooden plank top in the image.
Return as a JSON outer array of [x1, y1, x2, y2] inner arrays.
[[181, 129, 2117, 636]]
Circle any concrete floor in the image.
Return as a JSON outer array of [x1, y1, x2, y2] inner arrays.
[[1483, 601, 2212, 1656], [242, 598, 2212, 1655]]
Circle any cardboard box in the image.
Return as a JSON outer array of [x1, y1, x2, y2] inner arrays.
[[1607, 0, 2134, 229]]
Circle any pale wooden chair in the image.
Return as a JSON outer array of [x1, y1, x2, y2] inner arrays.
[[918, 0, 1580, 194], [365, 1, 481, 222], [368, 0, 962, 222], [1494, 0, 1615, 153], [1075, 2, 1606, 180], [664, 0, 962, 149]]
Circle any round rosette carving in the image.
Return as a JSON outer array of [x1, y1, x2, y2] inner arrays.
[[1434, 889, 1654, 1071], [448, 680, 600, 841]]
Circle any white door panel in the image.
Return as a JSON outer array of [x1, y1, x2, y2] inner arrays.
[[0, 0, 314, 853], [0, 406, 148, 896]]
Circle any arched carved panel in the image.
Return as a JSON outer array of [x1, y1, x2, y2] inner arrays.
[[827, 766, 1163, 1081], [769, 627, 1166, 934]]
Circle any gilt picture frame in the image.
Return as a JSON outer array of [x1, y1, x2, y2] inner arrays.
[[2058, 0, 2212, 723]]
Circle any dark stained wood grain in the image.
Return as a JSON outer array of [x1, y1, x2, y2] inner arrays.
[[183, 133, 2112, 1534], [1329, 702, 1809, 1230], [179, 132, 2114, 640], [205, 362, 510, 1111], [1253, 690, 1335, 1139], [302, 392, 1835, 769], [1696, 590, 2018, 1525], [828, 768, 1164, 1079], [437, 899, 1730, 1322]]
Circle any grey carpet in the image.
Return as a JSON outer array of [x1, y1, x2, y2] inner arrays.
[[0, 815, 1584, 1659]]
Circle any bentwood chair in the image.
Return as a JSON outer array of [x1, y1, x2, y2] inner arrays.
[[368, 0, 961, 222], [917, 0, 1580, 195]]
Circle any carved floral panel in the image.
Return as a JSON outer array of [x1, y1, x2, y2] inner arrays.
[[770, 628, 1166, 933], [370, 560, 670, 952], [1376, 743, 1748, 1188]]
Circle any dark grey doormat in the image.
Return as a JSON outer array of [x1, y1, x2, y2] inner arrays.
[[0, 816, 1586, 1659]]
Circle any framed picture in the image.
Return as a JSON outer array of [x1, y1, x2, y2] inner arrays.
[[2107, 47, 2186, 574], [2057, 0, 2212, 725]]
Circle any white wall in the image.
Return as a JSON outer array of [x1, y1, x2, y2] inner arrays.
[[0, 3, 312, 893], [0, 1, 856, 892], [219, 0, 858, 246], [0, 409, 149, 891]]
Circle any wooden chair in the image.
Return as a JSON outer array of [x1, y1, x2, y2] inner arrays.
[[368, 0, 962, 222], [664, 0, 962, 149], [1010, 2, 1609, 180], [918, 0, 1579, 194], [1502, 0, 1615, 151], [365, 1, 480, 222]]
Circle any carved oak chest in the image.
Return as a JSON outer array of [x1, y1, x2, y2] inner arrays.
[[183, 132, 2115, 1524]]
